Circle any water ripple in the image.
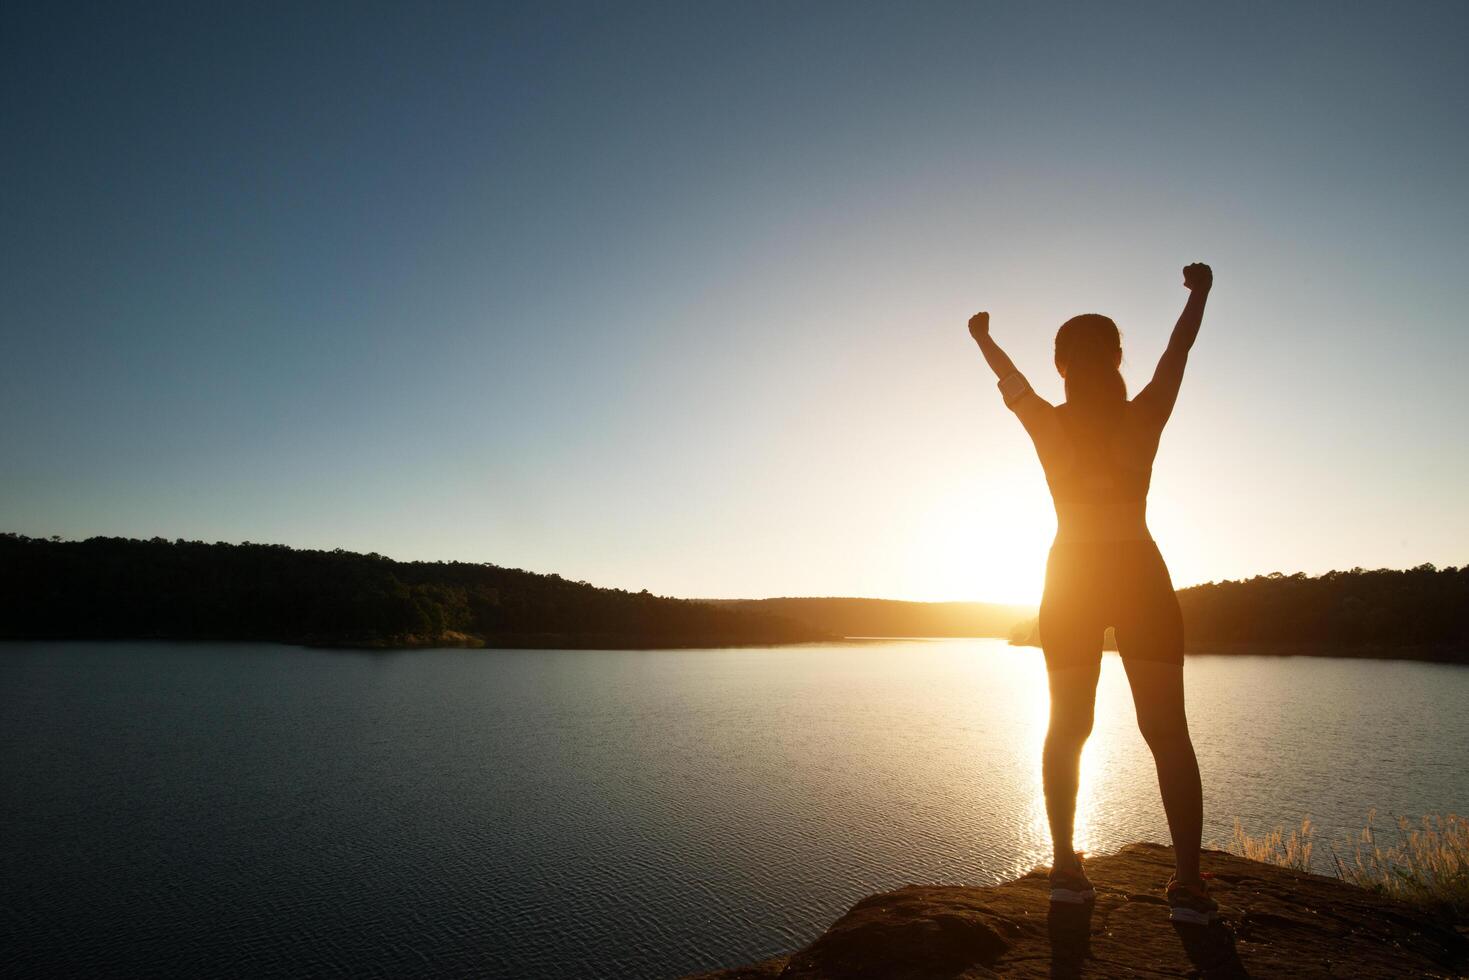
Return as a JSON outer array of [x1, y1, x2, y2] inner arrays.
[[2, 640, 1467, 978]]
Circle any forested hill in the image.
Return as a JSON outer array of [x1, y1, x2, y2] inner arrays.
[[1177, 565, 1468, 649], [1009, 564, 1469, 662], [0, 534, 829, 649], [8, 534, 1461, 658]]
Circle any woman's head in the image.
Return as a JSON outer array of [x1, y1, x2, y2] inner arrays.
[[1054, 314, 1125, 419]]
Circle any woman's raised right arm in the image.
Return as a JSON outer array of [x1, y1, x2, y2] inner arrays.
[[1135, 263, 1212, 426]]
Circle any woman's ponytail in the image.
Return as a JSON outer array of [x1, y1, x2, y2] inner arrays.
[[1054, 314, 1126, 425]]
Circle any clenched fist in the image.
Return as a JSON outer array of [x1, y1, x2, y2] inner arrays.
[[1183, 263, 1213, 293], [968, 311, 990, 342]]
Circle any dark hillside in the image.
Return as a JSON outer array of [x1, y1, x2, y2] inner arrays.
[[0, 534, 827, 649]]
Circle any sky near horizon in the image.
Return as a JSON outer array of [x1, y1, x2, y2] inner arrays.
[[3, 2, 1467, 604]]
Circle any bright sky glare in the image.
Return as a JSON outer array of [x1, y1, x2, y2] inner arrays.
[[3, 2, 1466, 603]]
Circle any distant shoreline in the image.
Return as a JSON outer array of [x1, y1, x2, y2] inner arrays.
[[0, 630, 845, 653], [7, 634, 1463, 665], [1003, 635, 1467, 666], [1182, 639, 1467, 664], [4, 534, 1463, 661]]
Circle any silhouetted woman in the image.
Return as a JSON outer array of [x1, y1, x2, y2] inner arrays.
[[967, 263, 1217, 924]]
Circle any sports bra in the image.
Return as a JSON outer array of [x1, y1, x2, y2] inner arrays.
[[1046, 403, 1154, 504]]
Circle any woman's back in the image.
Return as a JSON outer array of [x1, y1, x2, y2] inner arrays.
[[1024, 398, 1166, 543], [970, 264, 1212, 542]]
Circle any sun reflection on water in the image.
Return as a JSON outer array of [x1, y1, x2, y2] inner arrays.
[[1016, 656, 1129, 878]]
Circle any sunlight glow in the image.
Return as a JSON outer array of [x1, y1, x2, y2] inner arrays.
[[904, 477, 1055, 604], [1019, 675, 1054, 876], [1019, 658, 1116, 875]]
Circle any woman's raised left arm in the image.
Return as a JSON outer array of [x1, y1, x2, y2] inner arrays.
[[968, 312, 1054, 429]]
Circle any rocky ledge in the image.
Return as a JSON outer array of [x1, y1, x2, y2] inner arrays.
[[684, 843, 1466, 979]]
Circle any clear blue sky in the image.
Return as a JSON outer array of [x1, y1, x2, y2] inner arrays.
[[4, 2, 1466, 603]]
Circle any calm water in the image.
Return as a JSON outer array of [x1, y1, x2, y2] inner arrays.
[[3, 639, 1467, 978]]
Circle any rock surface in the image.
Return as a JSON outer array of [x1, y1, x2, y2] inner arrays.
[[683, 843, 1466, 979]]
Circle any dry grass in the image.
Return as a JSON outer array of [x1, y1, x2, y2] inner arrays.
[[1332, 810, 1469, 917], [1230, 817, 1314, 872], [1229, 811, 1469, 918]]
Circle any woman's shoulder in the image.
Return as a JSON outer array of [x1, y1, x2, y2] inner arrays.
[[1127, 392, 1170, 426]]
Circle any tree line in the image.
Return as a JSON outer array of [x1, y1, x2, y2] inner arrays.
[[0, 534, 827, 648], [5, 534, 1461, 657], [1175, 564, 1467, 650]]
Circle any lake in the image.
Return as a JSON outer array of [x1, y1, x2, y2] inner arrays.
[[3, 639, 1466, 978]]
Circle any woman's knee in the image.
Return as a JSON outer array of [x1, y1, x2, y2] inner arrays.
[[1122, 658, 1187, 747], [1046, 711, 1095, 747], [1135, 711, 1189, 749]]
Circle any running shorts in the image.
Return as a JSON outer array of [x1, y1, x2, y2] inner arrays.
[[1038, 539, 1184, 669]]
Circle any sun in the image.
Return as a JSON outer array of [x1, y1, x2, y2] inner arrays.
[[902, 478, 1055, 605]]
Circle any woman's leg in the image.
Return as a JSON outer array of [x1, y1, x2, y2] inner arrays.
[[1044, 660, 1101, 870], [1121, 658, 1203, 885]]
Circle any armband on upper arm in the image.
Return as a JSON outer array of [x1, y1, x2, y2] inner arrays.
[[997, 371, 1033, 408]]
